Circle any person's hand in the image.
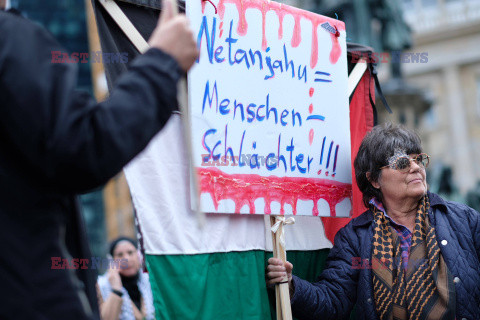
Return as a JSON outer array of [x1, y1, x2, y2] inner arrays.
[[148, 0, 199, 72], [266, 258, 293, 288], [107, 268, 123, 291]]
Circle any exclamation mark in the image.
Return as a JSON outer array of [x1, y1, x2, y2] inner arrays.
[[332, 145, 339, 177], [325, 141, 334, 176], [317, 137, 326, 175], [309, 91, 314, 146], [309, 129, 314, 145]]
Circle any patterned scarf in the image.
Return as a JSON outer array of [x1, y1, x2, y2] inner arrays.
[[371, 195, 456, 319]]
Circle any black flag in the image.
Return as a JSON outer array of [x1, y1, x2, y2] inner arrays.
[[91, 0, 185, 89]]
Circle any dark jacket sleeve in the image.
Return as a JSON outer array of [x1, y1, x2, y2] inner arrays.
[[0, 11, 180, 193], [290, 223, 360, 320], [466, 206, 480, 263]]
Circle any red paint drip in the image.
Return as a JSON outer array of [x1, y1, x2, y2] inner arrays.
[[310, 20, 319, 68], [198, 167, 351, 217], [308, 103, 313, 113], [329, 33, 341, 64], [317, 169, 322, 175], [309, 129, 314, 145], [291, 15, 302, 48], [309, 87, 314, 97], [216, 0, 345, 67], [260, 2, 268, 49], [277, 10, 286, 39]]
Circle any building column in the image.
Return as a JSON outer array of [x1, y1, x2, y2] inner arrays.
[[443, 65, 475, 194]]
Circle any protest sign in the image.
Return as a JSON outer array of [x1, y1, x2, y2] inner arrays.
[[187, 0, 352, 216]]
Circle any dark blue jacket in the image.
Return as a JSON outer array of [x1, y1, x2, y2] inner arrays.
[[290, 192, 480, 320]]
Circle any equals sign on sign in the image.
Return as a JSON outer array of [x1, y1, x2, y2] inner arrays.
[[315, 71, 332, 83]]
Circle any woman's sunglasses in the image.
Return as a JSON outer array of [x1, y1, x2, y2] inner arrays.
[[380, 153, 430, 172]]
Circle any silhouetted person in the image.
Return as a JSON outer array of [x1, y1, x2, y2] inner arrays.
[[0, 0, 198, 318]]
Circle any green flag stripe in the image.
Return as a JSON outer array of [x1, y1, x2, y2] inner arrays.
[[146, 249, 330, 320]]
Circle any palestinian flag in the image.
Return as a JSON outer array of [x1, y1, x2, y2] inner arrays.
[[124, 114, 336, 319]]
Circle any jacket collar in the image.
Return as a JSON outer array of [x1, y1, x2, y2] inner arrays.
[[352, 192, 448, 228], [352, 210, 374, 228], [427, 191, 448, 211]]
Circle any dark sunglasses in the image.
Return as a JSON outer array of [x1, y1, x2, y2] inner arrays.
[[380, 153, 430, 172]]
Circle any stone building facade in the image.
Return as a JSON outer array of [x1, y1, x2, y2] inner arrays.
[[378, 0, 480, 197]]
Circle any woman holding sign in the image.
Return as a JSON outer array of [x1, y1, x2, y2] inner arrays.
[[266, 123, 480, 320]]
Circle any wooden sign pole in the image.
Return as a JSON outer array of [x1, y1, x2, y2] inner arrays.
[[166, 0, 205, 227], [270, 216, 294, 320], [347, 58, 367, 98]]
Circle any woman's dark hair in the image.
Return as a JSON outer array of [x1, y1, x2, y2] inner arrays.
[[109, 236, 138, 257], [354, 122, 423, 207]]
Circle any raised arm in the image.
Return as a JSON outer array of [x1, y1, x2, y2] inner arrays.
[[0, 2, 197, 193]]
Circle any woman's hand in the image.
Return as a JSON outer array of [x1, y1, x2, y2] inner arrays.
[[102, 269, 124, 320], [107, 268, 123, 291], [266, 258, 293, 288]]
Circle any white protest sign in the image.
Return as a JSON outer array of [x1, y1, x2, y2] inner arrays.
[[187, 0, 352, 216]]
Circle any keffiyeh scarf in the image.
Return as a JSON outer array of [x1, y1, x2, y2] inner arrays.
[[371, 195, 456, 319]]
